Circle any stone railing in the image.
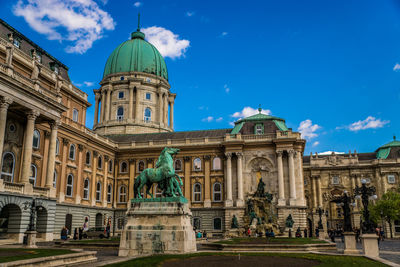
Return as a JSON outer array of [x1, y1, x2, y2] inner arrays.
[[33, 186, 50, 196], [0, 62, 7, 74], [241, 134, 276, 140], [4, 182, 24, 193]]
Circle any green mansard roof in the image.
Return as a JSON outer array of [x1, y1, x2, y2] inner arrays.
[[376, 137, 400, 159]]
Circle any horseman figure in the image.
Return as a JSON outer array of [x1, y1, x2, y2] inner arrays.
[[133, 147, 183, 199]]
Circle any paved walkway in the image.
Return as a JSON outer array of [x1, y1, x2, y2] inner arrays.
[[335, 239, 400, 265]]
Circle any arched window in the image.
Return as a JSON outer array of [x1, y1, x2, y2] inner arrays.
[[66, 174, 73, 197], [96, 182, 101, 201], [193, 158, 202, 171], [69, 144, 76, 160], [117, 106, 124, 120], [193, 183, 202, 202], [213, 217, 222, 230], [108, 160, 113, 173], [120, 161, 128, 173], [98, 155, 102, 169], [29, 164, 37, 185], [138, 160, 145, 172], [53, 170, 57, 188], [193, 217, 201, 230], [144, 108, 151, 122], [1, 152, 15, 182], [119, 185, 127, 203], [33, 129, 40, 149], [85, 151, 91, 165], [213, 157, 221, 170], [83, 178, 90, 199], [55, 138, 59, 155], [174, 159, 182, 171], [107, 184, 112, 203], [72, 109, 79, 122], [213, 182, 222, 202]]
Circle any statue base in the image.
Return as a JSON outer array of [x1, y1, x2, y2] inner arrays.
[[361, 233, 379, 258], [343, 232, 359, 255], [119, 197, 196, 257]]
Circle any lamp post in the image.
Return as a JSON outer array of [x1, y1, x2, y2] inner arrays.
[[325, 210, 329, 230], [333, 190, 356, 232], [354, 179, 379, 257], [354, 179, 377, 234], [22, 198, 42, 248], [316, 207, 324, 230]]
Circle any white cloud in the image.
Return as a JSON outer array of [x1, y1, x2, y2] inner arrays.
[[394, 63, 400, 72], [13, 0, 115, 54], [134, 1, 142, 7], [202, 116, 214, 122], [298, 119, 321, 140], [231, 107, 271, 119], [319, 151, 345, 155], [348, 116, 389, 131], [84, 81, 94, 86], [185, 11, 195, 17], [229, 121, 235, 127], [312, 141, 319, 147], [142, 26, 190, 59], [224, 84, 230, 93], [198, 106, 208, 110], [220, 31, 228, 37], [216, 117, 223, 122]]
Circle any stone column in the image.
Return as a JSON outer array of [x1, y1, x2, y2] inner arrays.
[[21, 110, 40, 184], [169, 100, 174, 129], [100, 90, 106, 123], [105, 88, 112, 121], [0, 97, 12, 168], [288, 149, 297, 205], [163, 95, 168, 125], [158, 93, 163, 126], [91, 151, 98, 206], [129, 87, 134, 120], [128, 159, 136, 201], [311, 176, 318, 208], [94, 94, 100, 125], [204, 155, 211, 207], [59, 138, 69, 202], [225, 152, 233, 207], [135, 88, 140, 122], [75, 144, 84, 204], [103, 156, 109, 207], [45, 120, 59, 194], [40, 130, 50, 187], [317, 176, 323, 207], [296, 151, 305, 206], [184, 157, 191, 200], [276, 150, 285, 206], [236, 152, 244, 207]]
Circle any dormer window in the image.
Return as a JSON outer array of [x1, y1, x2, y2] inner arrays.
[[35, 52, 42, 63], [13, 38, 20, 48], [255, 123, 264, 135], [118, 91, 124, 99], [50, 62, 59, 74], [54, 65, 59, 74]]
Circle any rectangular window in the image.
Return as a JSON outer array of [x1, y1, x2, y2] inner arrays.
[[388, 175, 396, 184], [332, 176, 340, 185], [54, 65, 59, 74], [72, 109, 79, 122], [255, 124, 264, 135], [145, 93, 151, 100], [118, 91, 124, 99]]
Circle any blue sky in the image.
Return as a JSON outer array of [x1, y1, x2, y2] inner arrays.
[[1, 0, 400, 154]]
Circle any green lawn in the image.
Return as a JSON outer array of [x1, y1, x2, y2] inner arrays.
[[215, 237, 327, 244], [0, 248, 75, 263], [70, 236, 120, 243], [105, 252, 387, 267]]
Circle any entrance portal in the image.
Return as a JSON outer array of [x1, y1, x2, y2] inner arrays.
[[0, 204, 22, 241]]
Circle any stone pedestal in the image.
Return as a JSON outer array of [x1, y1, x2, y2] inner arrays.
[[119, 197, 196, 257], [343, 232, 359, 254], [25, 230, 37, 248], [318, 229, 326, 240], [361, 233, 379, 258]]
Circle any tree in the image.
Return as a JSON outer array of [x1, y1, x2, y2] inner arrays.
[[370, 191, 400, 238]]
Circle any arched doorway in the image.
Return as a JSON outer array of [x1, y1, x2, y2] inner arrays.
[[95, 213, 103, 229], [36, 206, 48, 239], [0, 204, 22, 240], [65, 214, 72, 233]]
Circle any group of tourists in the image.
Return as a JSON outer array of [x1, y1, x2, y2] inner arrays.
[[195, 230, 207, 240], [60, 217, 112, 241]]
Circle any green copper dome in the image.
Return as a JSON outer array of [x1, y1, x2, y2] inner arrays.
[[103, 30, 168, 80]]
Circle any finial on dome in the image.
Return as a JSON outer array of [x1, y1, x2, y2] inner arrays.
[[258, 104, 262, 114], [137, 13, 141, 31]]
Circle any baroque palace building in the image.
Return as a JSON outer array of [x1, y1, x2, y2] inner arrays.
[[0, 18, 399, 243]]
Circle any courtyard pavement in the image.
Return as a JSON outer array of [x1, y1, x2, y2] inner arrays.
[[335, 238, 400, 265]]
